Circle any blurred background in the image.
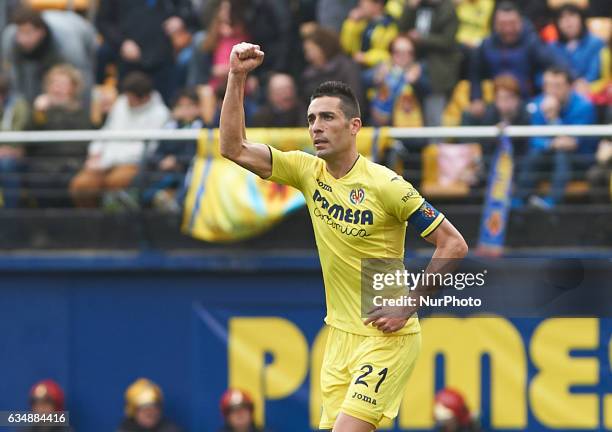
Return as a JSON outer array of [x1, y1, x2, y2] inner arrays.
[[0, 0, 610, 431]]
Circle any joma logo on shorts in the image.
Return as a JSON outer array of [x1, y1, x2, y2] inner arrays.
[[351, 392, 377, 405]]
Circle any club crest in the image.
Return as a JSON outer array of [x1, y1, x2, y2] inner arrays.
[[349, 188, 365, 205]]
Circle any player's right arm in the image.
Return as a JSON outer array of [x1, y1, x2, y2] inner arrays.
[[219, 43, 272, 179]]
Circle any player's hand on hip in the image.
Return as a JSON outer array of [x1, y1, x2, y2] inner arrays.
[[364, 305, 414, 333], [229, 43, 264, 75]]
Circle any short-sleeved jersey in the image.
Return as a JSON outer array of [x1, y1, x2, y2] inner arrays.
[[267, 147, 445, 336]]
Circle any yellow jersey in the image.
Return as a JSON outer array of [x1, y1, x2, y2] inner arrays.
[[267, 147, 444, 336]]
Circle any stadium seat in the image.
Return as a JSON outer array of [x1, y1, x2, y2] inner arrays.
[[442, 80, 494, 126], [26, 0, 90, 11], [420, 143, 482, 198], [537, 180, 591, 198], [548, 0, 589, 9]]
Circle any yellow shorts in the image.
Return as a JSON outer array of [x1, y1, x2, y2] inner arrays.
[[319, 326, 422, 429]]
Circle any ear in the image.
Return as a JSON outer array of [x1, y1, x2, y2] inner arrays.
[[350, 117, 362, 136]]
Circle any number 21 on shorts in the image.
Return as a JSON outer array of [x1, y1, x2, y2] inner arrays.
[[354, 364, 388, 393]]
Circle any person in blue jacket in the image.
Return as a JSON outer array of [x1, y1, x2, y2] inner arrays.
[[467, 2, 563, 119], [549, 4, 605, 93], [514, 66, 596, 209]]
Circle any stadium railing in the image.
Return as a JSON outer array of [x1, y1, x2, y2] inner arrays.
[[1, 124, 609, 202]]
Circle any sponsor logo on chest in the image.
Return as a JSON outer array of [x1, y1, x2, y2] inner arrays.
[[312, 189, 373, 225]]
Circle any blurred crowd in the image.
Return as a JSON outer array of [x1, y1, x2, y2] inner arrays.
[[0, 0, 609, 210], [23, 378, 478, 432]]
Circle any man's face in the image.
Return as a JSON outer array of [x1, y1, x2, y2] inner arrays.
[[494, 11, 522, 45], [32, 400, 56, 415], [47, 73, 74, 104], [134, 405, 161, 429], [15, 22, 46, 53], [359, 0, 383, 19], [558, 11, 582, 40], [227, 406, 252, 430], [126, 92, 151, 108], [173, 96, 200, 122], [268, 75, 296, 112], [495, 88, 520, 119], [391, 37, 415, 69], [307, 96, 360, 160], [543, 72, 571, 104], [303, 40, 326, 67]]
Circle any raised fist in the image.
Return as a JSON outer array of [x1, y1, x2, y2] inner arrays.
[[229, 43, 264, 75]]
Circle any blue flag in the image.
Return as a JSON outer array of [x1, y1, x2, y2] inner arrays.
[[477, 134, 514, 256]]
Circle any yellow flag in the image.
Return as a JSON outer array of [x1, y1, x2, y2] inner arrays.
[[182, 128, 392, 243]]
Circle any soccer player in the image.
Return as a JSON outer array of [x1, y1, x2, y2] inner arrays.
[[220, 42, 468, 432]]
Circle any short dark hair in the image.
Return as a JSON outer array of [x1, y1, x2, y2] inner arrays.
[[303, 27, 341, 62], [310, 81, 361, 119], [544, 65, 573, 84], [495, 1, 521, 15], [555, 4, 587, 42], [173, 88, 199, 106], [12, 7, 46, 29], [121, 71, 154, 98]]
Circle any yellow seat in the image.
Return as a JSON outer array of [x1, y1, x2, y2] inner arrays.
[[548, 0, 589, 9], [537, 180, 590, 197], [26, 0, 91, 11], [420, 143, 482, 199], [442, 80, 494, 127]]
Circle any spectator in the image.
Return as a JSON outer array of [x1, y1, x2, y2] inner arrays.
[[468, 2, 563, 118], [453, 0, 494, 80], [26, 64, 92, 208], [200, 0, 292, 77], [514, 66, 596, 209], [0, 7, 95, 104], [316, 0, 358, 33], [192, 0, 250, 91], [550, 4, 605, 94], [96, 0, 198, 104], [365, 35, 429, 127], [251, 73, 306, 127], [300, 26, 364, 109], [454, 0, 494, 49], [398, 0, 461, 126], [340, 0, 398, 68], [24, 379, 73, 432], [510, 0, 554, 34], [117, 378, 182, 432], [433, 388, 480, 432], [70, 72, 170, 208], [0, 73, 29, 208], [244, 0, 293, 76], [218, 389, 269, 432], [137, 88, 203, 211], [461, 74, 530, 153], [316, 0, 403, 33]]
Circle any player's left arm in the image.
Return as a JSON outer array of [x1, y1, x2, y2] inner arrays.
[[366, 177, 468, 333], [423, 218, 468, 260]]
